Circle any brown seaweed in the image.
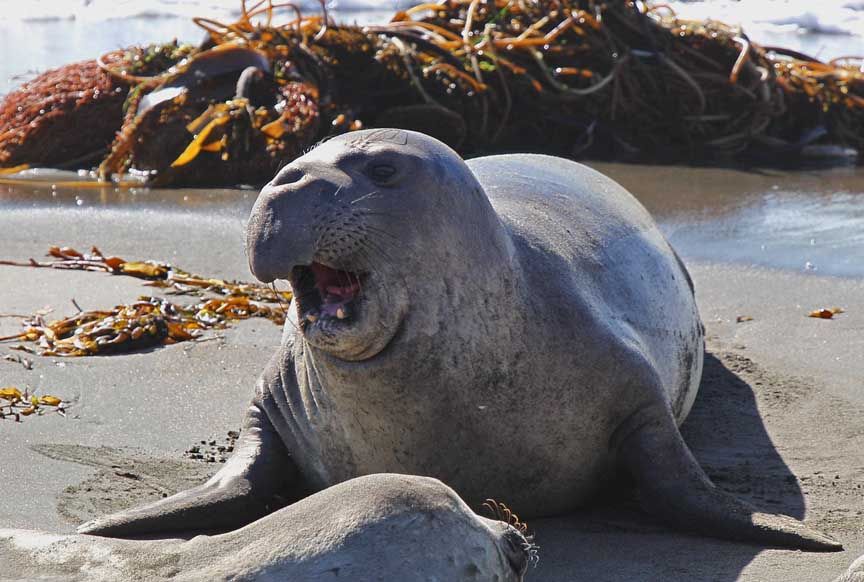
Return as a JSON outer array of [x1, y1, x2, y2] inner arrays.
[[0, 246, 291, 357], [0, 245, 293, 304], [2, 295, 284, 357], [0, 386, 67, 422]]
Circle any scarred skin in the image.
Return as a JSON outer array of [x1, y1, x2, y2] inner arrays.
[[80, 129, 841, 552]]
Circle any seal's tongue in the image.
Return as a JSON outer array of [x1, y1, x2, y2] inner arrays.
[[311, 262, 361, 317]]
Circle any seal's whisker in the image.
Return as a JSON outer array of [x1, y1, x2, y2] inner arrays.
[[525, 540, 541, 567], [482, 499, 501, 520], [356, 243, 393, 283], [358, 228, 397, 259], [482, 498, 531, 535], [355, 245, 395, 308], [363, 225, 400, 242], [270, 281, 299, 332], [363, 238, 399, 259], [352, 253, 375, 309], [482, 498, 539, 566], [350, 190, 381, 205], [354, 207, 413, 216], [362, 229, 402, 258], [360, 237, 397, 267], [352, 269, 363, 299], [251, 219, 313, 229]]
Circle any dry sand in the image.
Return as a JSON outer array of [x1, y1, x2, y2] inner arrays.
[[0, 203, 862, 581]]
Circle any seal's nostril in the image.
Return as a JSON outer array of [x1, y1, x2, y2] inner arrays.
[[273, 167, 304, 186]]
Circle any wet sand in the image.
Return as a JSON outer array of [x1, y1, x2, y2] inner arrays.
[[1, 171, 863, 580]]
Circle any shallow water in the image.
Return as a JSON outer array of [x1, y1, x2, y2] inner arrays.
[[665, 191, 864, 278], [0, 169, 258, 215], [596, 163, 864, 278]]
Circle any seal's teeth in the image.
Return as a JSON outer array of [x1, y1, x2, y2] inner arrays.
[[336, 307, 347, 320]]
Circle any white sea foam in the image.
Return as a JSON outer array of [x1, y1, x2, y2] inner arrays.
[[1, 0, 862, 40], [1, 0, 862, 47], [0, 0, 414, 23], [666, 0, 864, 38]]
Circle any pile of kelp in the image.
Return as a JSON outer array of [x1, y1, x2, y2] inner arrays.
[[1, 0, 862, 186]]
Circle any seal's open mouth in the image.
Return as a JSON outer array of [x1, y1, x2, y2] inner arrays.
[[291, 262, 364, 329]]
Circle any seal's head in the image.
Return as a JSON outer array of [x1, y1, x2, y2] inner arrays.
[[246, 129, 512, 362]]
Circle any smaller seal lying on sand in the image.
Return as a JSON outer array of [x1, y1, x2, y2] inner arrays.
[[80, 128, 840, 552], [1, 474, 530, 582]]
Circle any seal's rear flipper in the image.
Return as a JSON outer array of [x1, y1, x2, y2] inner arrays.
[[77, 402, 299, 538], [615, 404, 842, 551]]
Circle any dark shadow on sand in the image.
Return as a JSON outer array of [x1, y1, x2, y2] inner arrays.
[[528, 352, 807, 581]]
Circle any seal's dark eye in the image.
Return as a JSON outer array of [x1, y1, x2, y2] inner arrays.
[[367, 164, 397, 184]]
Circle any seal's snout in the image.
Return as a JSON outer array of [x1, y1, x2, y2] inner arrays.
[[246, 181, 316, 283]]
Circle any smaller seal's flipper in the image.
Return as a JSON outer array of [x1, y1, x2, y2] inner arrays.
[[615, 404, 842, 551], [77, 402, 298, 537]]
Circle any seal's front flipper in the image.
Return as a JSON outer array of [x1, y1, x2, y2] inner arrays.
[[77, 401, 299, 537], [615, 404, 842, 551]]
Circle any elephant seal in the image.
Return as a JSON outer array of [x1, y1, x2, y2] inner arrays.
[[79, 129, 840, 551], [3, 474, 530, 581]]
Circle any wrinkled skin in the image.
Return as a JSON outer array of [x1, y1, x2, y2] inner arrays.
[[81, 129, 840, 552], [1, 474, 530, 582]]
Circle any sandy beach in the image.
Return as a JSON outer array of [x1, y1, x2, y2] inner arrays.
[[1, 162, 863, 580]]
